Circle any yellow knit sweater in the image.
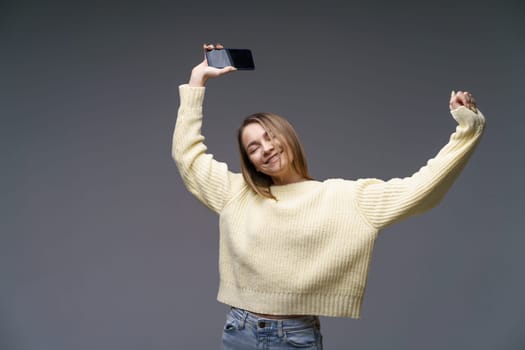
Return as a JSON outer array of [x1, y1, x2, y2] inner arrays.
[[172, 84, 485, 318]]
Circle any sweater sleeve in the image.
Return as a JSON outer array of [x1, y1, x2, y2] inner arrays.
[[355, 106, 485, 230], [172, 84, 245, 214]]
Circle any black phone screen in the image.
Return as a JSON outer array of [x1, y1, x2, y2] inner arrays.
[[227, 49, 255, 70], [206, 48, 255, 70]]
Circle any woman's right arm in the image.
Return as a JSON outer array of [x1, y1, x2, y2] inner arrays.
[[172, 44, 244, 214]]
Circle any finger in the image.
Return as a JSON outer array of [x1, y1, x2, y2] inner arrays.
[[218, 66, 237, 75], [467, 93, 478, 113], [203, 43, 215, 51], [466, 92, 476, 102], [450, 90, 457, 104], [449, 90, 457, 109], [454, 91, 467, 106], [202, 43, 216, 63], [450, 90, 462, 107]]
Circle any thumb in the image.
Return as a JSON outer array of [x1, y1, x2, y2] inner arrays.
[[218, 66, 237, 75]]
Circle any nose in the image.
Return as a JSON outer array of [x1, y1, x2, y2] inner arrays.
[[261, 139, 274, 153]]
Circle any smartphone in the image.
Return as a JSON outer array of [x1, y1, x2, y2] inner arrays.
[[206, 48, 255, 70]]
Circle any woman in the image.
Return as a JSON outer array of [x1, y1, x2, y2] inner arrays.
[[172, 44, 485, 350]]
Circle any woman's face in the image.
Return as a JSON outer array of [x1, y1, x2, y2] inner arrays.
[[241, 122, 296, 183]]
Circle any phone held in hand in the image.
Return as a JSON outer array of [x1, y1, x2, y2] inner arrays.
[[206, 48, 255, 70]]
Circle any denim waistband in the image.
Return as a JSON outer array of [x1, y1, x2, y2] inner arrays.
[[229, 307, 320, 333]]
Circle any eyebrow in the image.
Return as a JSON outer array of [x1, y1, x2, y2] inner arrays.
[[245, 140, 260, 150], [244, 130, 269, 150]]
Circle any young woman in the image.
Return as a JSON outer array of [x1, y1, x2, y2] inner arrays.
[[172, 44, 485, 350]]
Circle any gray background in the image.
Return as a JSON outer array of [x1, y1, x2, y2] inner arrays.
[[1, 0, 524, 349]]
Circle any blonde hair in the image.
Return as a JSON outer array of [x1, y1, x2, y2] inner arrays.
[[237, 112, 312, 199]]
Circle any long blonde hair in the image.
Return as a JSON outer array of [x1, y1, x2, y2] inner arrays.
[[237, 112, 312, 199]]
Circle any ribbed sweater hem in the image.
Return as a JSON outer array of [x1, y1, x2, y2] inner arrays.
[[217, 281, 364, 319]]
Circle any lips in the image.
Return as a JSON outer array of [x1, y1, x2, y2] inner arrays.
[[264, 153, 280, 164]]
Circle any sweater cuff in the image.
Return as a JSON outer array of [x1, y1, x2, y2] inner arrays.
[[450, 105, 485, 130], [179, 84, 206, 109]]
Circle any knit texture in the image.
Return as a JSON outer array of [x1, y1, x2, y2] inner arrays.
[[172, 84, 485, 318]]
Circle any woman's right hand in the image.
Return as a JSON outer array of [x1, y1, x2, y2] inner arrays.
[[188, 43, 237, 87], [449, 90, 478, 114]]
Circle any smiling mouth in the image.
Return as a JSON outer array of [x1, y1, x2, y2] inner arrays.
[[264, 153, 280, 164]]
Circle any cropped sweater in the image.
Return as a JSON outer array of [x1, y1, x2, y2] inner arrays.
[[172, 84, 485, 318]]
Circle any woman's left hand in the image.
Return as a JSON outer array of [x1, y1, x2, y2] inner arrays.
[[188, 43, 236, 87], [450, 90, 478, 113]]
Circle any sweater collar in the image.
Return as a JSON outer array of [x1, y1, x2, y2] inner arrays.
[[269, 180, 321, 197]]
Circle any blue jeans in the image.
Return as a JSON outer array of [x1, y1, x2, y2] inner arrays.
[[221, 307, 323, 350]]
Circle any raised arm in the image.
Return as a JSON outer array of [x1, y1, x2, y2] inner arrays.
[[172, 44, 244, 214], [355, 90, 486, 230]]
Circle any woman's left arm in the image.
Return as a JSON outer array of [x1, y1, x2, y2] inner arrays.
[[355, 91, 486, 230]]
